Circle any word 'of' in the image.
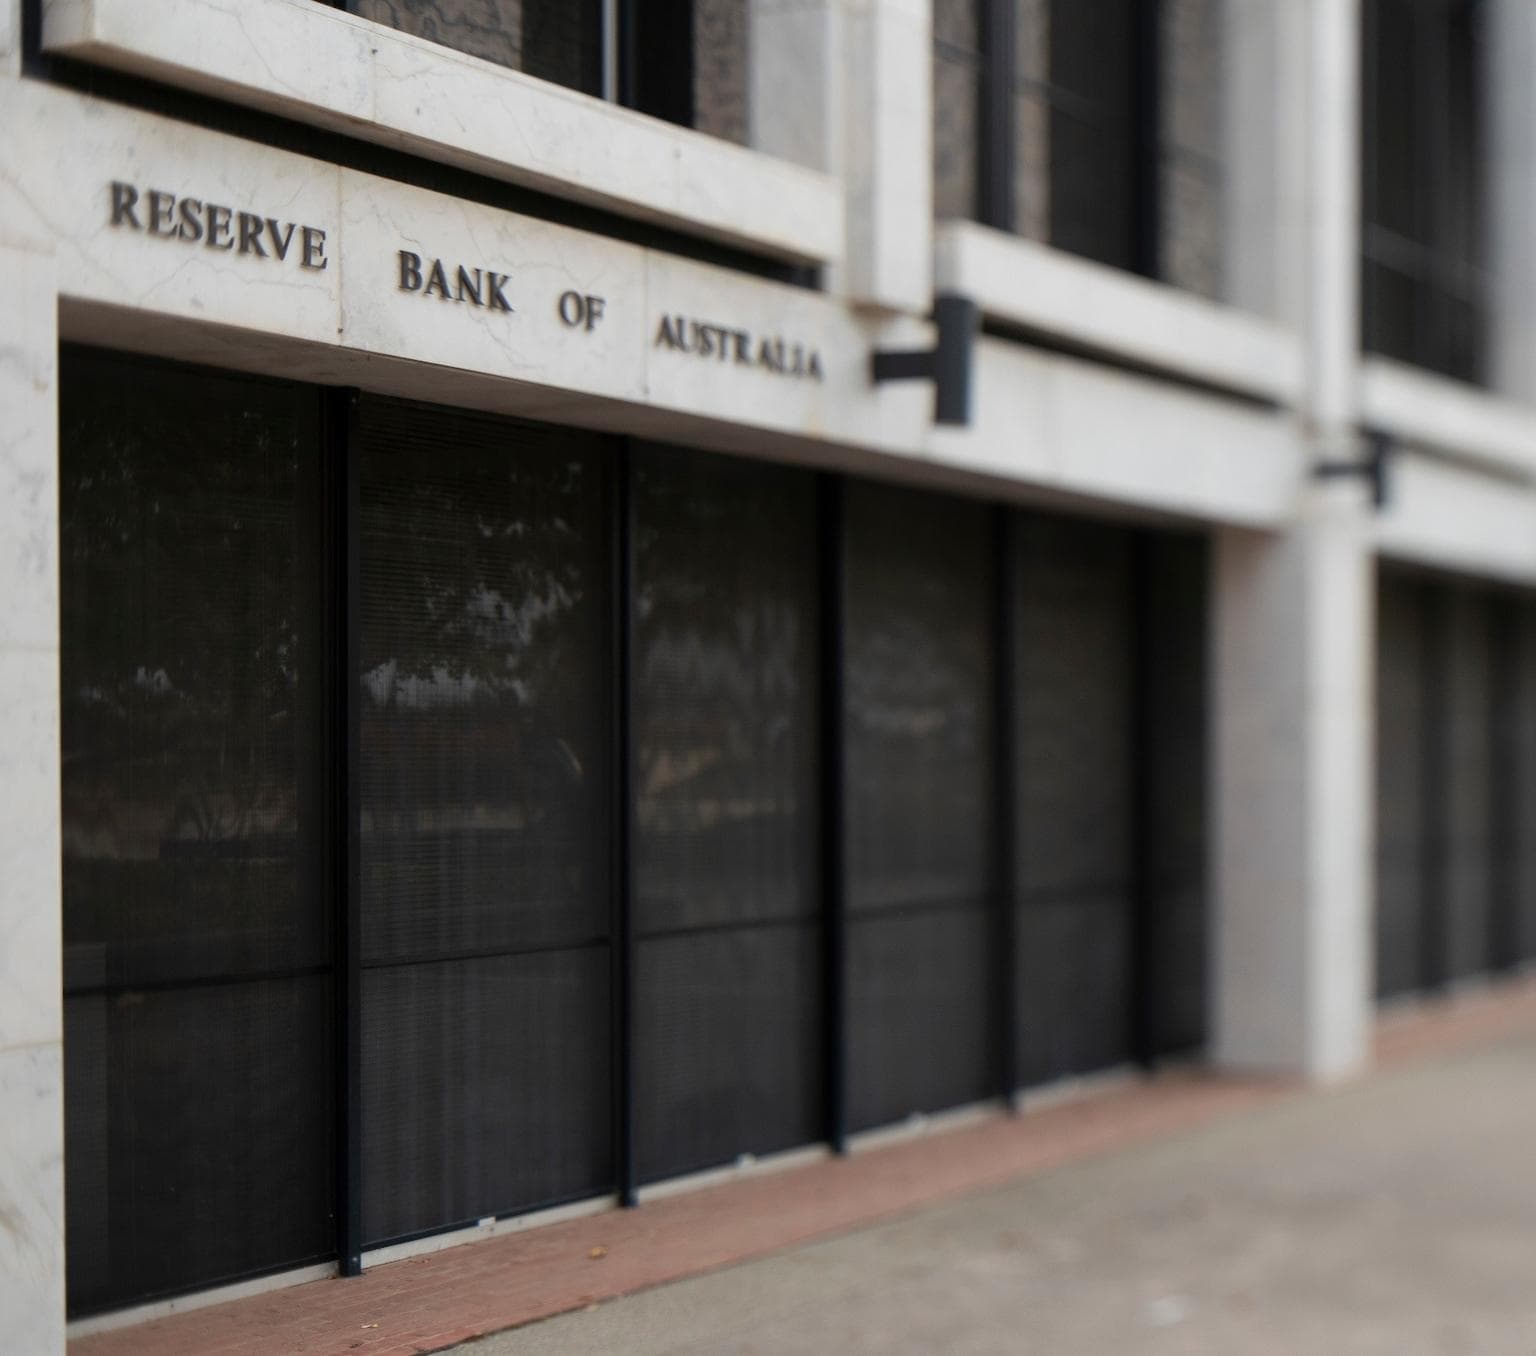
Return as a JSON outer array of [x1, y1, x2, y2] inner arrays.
[[109, 181, 328, 269]]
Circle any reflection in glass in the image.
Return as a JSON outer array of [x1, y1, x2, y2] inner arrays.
[[632, 445, 822, 1181], [843, 482, 998, 1131], [355, 397, 611, 1244], [1012, 514, 1136, 1086], [59, 347, 332, 1315]]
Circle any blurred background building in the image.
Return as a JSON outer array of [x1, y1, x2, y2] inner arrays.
[[3, 0, 1536, 1349]]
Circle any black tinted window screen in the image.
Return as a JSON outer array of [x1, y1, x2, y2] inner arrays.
[[843, 482, 999, 1130], [355, 396, 613, 1244], [59, 349, 333, 1315], [631, 446, 823, 1181]]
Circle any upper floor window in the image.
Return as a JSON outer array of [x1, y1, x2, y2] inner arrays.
[[334, 0, 749, 145], [934, 0, 1225, 301], [1361, 0, 1487, 384]]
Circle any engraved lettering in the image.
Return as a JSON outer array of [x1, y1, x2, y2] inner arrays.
[[266, 219, 296, 261], [177, 197, 205, 243], [110, 181, 141, 230], [424, 259, 451, 299], [487, 272, 513, 312], [237, 212, 268, 258], [398, 250, 424, 292], [146, 190, 176, 237], [653, 311, 823, 381], [300, 226, 328, 271], [455, 266, 483, 307], [206, 204, 234, 251]]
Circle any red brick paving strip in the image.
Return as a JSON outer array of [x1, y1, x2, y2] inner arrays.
[[73, 978, 1536, 1356]]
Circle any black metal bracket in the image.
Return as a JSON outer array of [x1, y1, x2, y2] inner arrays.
[[870, 293, 978, 427], [1314, 428, 1394, 509]]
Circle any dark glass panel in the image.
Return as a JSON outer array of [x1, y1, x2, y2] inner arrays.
[[59, 348, 331, 1315], [1375, 571, 1429, 1000], [355, 395, 611, 1243], [362, 949, 611, 1242], [1361, 0, 1488, 382], [846, 908, 996, 1129], [348, 0, 601, 95], [1142, 533, 1209, 1056], [842, 481, 997, 1129], [1049, 0, 1135, 106], [1048, 115, 1137, 271], [844, 484, 994, 918], [1046, 0, 1138, 270], [1012, 514, 1135, 1086], [632, 445, 822, 1181], [64, 980, 333, 1315], [634, 926, 823, 1181]]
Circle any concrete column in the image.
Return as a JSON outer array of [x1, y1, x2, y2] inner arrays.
[[0, 233, 65, 1353], [1213, 500, 1374, 1079], [1211, 0, 1374, 1081], [1487, 0, 1536, 403], [751, 0, 930, 311]]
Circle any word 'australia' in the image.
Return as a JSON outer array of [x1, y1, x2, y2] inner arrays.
[[654, 316, 824, 381], [398, 250, 512, 312], [109, 181, 328, 269]]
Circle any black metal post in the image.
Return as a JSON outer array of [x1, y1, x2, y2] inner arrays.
[[1129, 531, 1158, 1068], [325, 387, 363, 1276], [993, 507, 1020, 1104], [820, 475, 848, 1154], [978, 0, 1017, 231], [1420, 581, 1450, 993], [612, 443, 639, 1208], [1490, 592, 1520, 973], [1133, 0, 1163, 280]]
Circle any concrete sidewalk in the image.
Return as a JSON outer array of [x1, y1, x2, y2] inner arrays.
[[470, 1007, 1536, 1355]]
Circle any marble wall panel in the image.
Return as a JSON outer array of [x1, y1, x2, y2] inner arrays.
[[0, 250, 58, 654], [338, 171, 648, 402], [0, 83, 341, 345], [0, 1044, 65, 1356]]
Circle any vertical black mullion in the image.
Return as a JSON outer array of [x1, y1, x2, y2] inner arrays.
[[326, 387, 363, 1277], [1490, 593, 1519, 972], [1132, 0, 1163, 279], [993, 506, 1019, 1103], [820, 474, 848, 1154], [978, 0, 1018, 230], [1129, 532, 1157, 1066], [612, 442, 639, 1208], [1420, 582, 1450, 993], [616, 0, 640, 108]]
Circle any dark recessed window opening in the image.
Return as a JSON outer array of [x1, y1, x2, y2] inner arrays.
[[935, 0, 1225, 299], [60, 346, 1211, 1317], [1361, 0, 1488, 383], [331, 0, 750, 144]]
